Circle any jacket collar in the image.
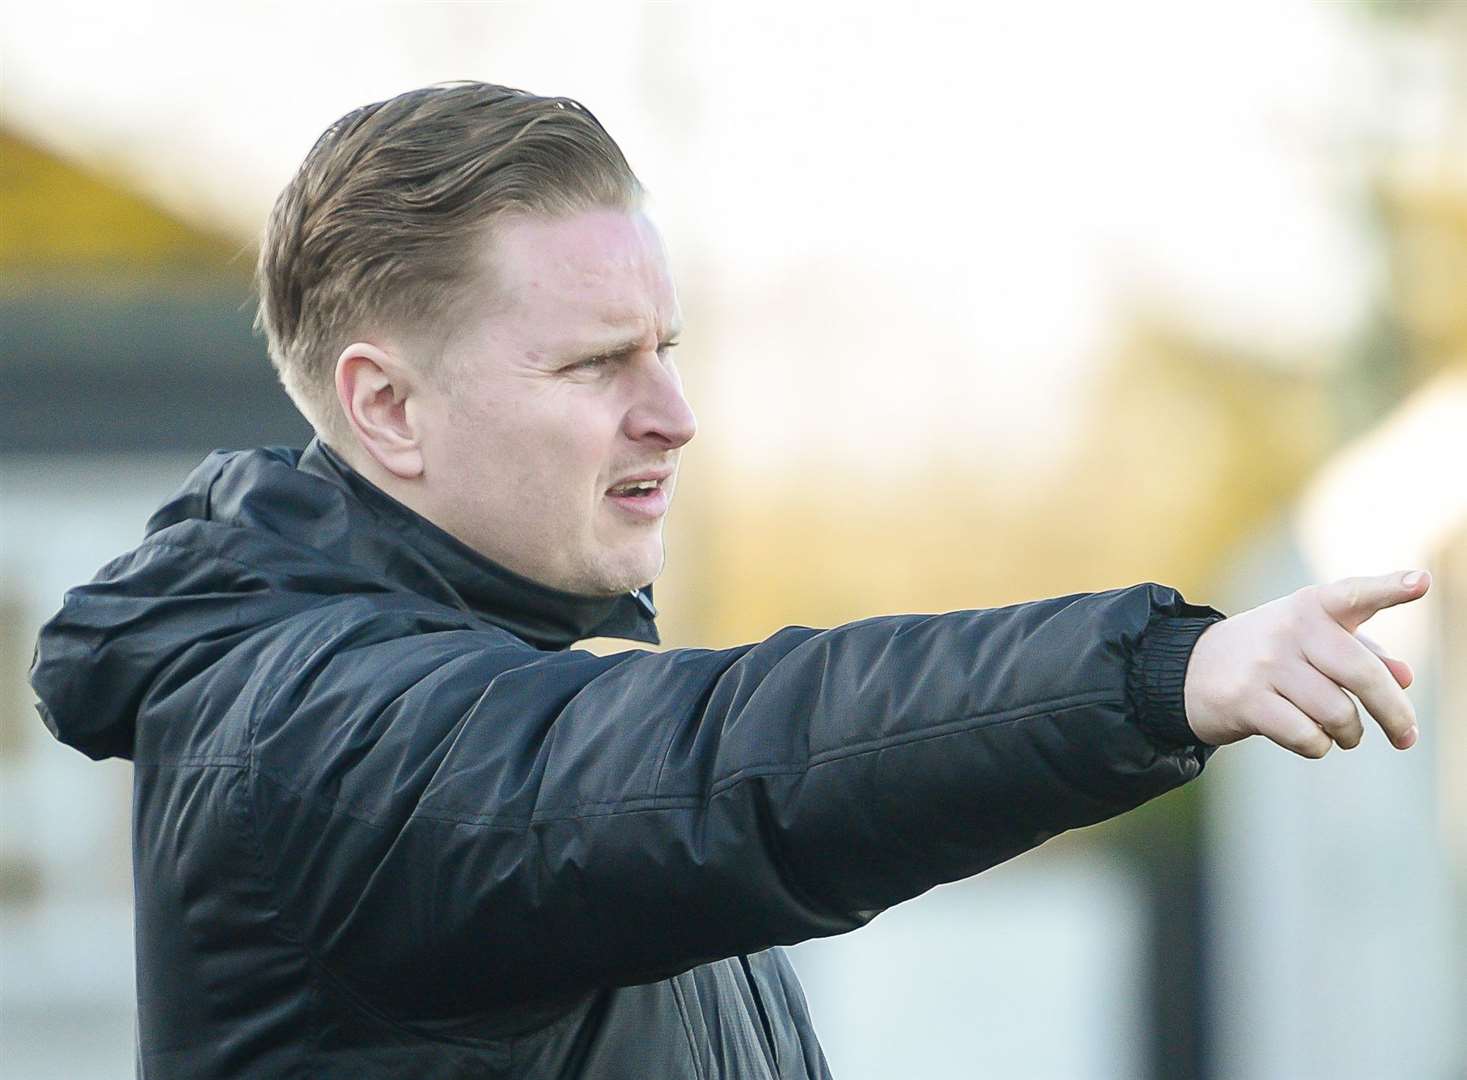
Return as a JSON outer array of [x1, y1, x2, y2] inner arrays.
[[297, 438, 660, 651]]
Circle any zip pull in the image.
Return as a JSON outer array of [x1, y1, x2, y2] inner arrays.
[[630, 587, 658, 619]]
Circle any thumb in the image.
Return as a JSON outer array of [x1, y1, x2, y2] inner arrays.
[[1316, 570, 1430, 633], [1355, 630, 1414, 689]]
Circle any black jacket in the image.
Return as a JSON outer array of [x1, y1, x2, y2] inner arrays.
[[31, 439, 1224, 1078]]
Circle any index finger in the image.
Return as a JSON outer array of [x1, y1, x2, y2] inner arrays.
[[1355, 630, 1414, 689], [1315, 570, 1430, 634]]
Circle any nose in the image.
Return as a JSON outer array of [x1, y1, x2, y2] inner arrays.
[[624, 354, 697, 449]]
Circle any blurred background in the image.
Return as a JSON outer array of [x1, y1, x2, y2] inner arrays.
[[2, 2, 1464, 1077]]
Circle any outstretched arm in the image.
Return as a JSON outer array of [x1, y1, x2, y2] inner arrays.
[[247, 582, 1221, 1022], [246, 571, 1430, 1026]]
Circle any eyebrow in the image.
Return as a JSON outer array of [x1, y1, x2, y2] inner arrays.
[[574, 321, 684, 360]]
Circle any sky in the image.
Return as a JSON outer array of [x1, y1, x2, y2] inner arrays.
[[1, 1, 1429, 474]]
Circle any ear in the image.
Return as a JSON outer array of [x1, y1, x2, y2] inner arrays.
[[335, 341, 425, 480]]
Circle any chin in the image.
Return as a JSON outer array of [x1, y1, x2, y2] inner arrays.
[[591, 543, 664, 596]]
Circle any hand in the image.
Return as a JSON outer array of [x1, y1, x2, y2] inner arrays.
[[1183, 570, 1430, 757]]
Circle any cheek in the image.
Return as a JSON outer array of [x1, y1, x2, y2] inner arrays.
[[488, 400, 617, 500], [430, 397, 537, 497]]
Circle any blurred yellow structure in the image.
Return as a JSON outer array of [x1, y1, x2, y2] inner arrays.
[[1, 131, 245, 285]]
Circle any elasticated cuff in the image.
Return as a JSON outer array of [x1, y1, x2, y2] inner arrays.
[[1127, 612, 1227, 751]]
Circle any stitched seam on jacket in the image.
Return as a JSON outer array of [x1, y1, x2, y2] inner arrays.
[[128, 538, 294, 578], [669, 976, 709, 1080], [246, 767, 516, 1054], [391, 693, 1130, 829], [650, 646, 754, 798], [242, 768, 516, 1056], [134, 755, 248, 769], [798, 687, 1114, 768], [250, 693, 1131, 831], [244, 686, 1117, 828], [228, 762, 316, 1079], [252, 760, 698, 831]]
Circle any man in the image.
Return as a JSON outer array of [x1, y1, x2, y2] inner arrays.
[[30, 82, 1427, 1079]]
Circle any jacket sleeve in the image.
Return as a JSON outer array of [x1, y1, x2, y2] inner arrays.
[[245, 583, 1223, 1020]]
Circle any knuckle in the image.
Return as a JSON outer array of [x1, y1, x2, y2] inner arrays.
[[1290, 596, 1322, 636], [1264, 619, 1301, 660], [1286, 591, 1317, 625], [1254, 653, 1285, 686]]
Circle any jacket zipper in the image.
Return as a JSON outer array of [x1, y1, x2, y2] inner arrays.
[[738, 954, 780, 1072]]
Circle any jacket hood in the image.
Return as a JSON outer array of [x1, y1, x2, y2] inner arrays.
[[30, 438, 660, 762]]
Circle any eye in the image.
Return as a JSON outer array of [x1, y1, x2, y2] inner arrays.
[[658, 340, 681, 359], [573, 354, 614, 372]]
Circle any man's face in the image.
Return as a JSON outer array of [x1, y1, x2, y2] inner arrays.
[[411, 208, 696, 597]]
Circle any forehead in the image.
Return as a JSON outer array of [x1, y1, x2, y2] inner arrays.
[[484, 208, 679, 338]]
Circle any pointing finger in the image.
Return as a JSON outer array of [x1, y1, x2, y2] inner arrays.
[[1355, 630, 1414, 689], [1315, 570, 1430, 634]]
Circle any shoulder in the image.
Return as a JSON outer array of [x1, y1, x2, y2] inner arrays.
[[242, 596, 550, 814]]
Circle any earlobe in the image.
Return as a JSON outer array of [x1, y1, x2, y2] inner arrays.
[[335, 342, 425, 480]]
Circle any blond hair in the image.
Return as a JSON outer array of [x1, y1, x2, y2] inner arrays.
[[254, 82, 644, 438]]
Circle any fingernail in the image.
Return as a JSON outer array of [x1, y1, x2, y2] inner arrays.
[[1403, 571, 1426, 588], [1400, 724, 1419, 749]]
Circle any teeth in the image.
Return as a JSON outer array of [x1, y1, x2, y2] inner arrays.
[[612, 479, 660, 495]]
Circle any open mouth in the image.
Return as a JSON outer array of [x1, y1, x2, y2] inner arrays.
[[605, 474, 672, 518], [606, 478, 663, 499]]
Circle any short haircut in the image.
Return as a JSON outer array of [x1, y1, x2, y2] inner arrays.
[[254, 81, 644, 439]]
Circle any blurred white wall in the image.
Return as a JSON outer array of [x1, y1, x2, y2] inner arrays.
[[789, 848, 1148, 1080], [0, 457, 196, 1079], [1204, 377, 1467, 1080]]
